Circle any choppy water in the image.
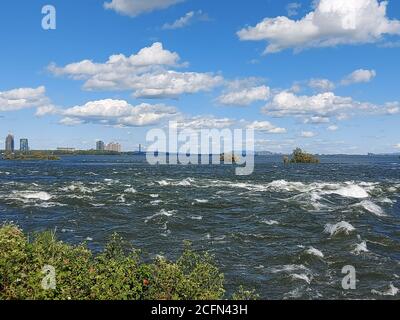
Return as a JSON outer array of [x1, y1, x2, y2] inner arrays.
[[1, 155, 399, 299]]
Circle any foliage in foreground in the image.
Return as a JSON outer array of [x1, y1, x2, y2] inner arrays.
[[0, 224, 257, 300]]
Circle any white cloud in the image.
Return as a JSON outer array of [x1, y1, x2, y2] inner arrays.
[[395, 143, 400, 149], [237, 0, 400, 54], [173, 116, 236, 130], [327, 125, 339, 131], [308, 78, 335, 92], [385, 102, 400, 114], [247, 121, 287, 134], [49, 43, 223, 99], [162, 10, 207, 30], [341, 69, 377, 85], [217, 85, 270, 106], [0, 86, 52, 112], [104, 0, 184, 17], [286, 3, 302, 17], [261, 91, 376, 118], [304, 116, 330, 124], [301, 131, 317, 138], [59, 99, 178, 127]]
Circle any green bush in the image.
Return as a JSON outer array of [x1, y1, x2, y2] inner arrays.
[[286, 148, 320, 164], [0, 224, 257, 300]]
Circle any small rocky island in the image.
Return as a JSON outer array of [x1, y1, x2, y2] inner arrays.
[[284, 148, 320, 164]]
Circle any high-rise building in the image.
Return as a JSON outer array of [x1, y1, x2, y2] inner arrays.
[[105, 142, 122, 153], [96, 140, 105, 151], [20, 139, 29, 152], [5, 134, 14, 152]]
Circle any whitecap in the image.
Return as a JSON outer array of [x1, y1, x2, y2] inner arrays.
[[145, 209, 177, 223], [124, 187, 137, 194], [290, 273, 312, 284], [270, 264, 310, 274], [357, 200, 386, 217], [324, 221, 355, 237], [16, 191, 53, 201], [190, 215, 203, 220], [194, 199, 209, 204], [371, 284, 399, 296], [262, 219, 279, 226], [325, 184, 369, 199], [353, 241, 369, 255], [305, 247, 324, 258]]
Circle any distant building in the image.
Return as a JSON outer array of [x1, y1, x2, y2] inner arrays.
[[105, 142, 122, 153], [96, 140, 105, 151], [5, 134, 14, 152], [20, 139, 29, 152]]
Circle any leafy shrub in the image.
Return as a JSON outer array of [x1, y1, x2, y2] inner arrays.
[[0, 224, 255, 300], [286, 148, 320, 164]]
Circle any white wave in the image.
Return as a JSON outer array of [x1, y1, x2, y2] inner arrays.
[[262, 219, 279, 226], [194, 199, 209, 203], [117, 195, 126, 203], [145, 209, 177, 223], [378, 197, 394, 204], [35, 202, 66, 208], [290, 273, 312, 284], [270, 264, 310, 274], [61, 228, 74, 233], [15, 191, 53, 201], [190, 215, 203, 220], [371, 284, 399, 296], [150, 194, 159, 198], [158, 178, 195, 187], [305, 247, 324, 258], [324, 221, 355, 236], [324, 184, 369, 199], [60, 183, 97, 194], [124, 187, 137, 194], [353, 241, 369, 255], [357, 200, 386, 217], [158, 180, 170, 186]]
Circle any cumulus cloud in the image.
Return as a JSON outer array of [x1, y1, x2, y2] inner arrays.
[[304, 116, 330, 124], [340, 69, 377, 85], [385, 102, 400, 114], [172, 116, 236, 130], [308, 78, 335, 92], [0, 86, 53, 113], [48, 42, 223, 99], [261, 91, 376, 118], [301, 131, 317, 138], [286, 2, 302, 17], [237, 0, 400, 54], [104, 0, 184, 17], [59, 99, 178, 127], [327, 125, 339, 131], [395, 143, 400, 149], [247, 121, 287, 134], [162, 10, 208, 30], [217, 85, 270, 106]]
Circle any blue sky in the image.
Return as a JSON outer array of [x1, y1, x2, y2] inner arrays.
[[1, 0, 400, 154]]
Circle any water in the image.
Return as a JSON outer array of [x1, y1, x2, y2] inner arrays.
[[1, 155, 399, 299]]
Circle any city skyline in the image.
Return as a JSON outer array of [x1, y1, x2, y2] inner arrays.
[[0, 0, 400, 154]]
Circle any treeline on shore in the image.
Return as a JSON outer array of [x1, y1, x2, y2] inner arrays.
[[0, 224, 257, 300]]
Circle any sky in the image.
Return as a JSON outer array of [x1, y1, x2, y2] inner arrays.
[[1, 0, 400, 154]]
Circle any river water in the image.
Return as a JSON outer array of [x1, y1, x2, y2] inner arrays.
[[0, 155, 399, 299]]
